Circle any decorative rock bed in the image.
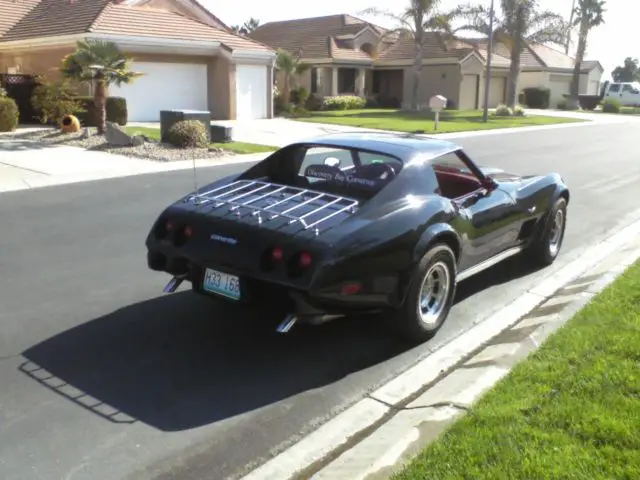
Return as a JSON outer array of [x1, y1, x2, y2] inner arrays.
[[1, 122, 226, 162]]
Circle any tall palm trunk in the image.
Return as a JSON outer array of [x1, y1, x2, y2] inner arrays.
[[94, 81, 107, 135], [411, 40, 425, 111], [568, 23, 588, 109], [506, 33, 522, 108]]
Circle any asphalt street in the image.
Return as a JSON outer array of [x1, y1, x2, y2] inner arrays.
[[1, 121, 640, 480]]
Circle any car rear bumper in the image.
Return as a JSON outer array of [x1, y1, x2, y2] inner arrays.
[[147, 249, 398, 314]]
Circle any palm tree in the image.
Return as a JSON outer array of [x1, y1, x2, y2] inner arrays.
[[275, 49, 311, 105], [462, 0, 567, 108], [567, 0, 606, 109], [60, 39, 143, 134], [231, 17, 260, 35], [361, 1, 466, 111]]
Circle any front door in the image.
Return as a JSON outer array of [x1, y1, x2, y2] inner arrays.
[[430, 151, 519, 271]]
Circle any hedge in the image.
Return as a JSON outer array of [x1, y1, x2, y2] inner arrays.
[[521, 87, 551, 109], [73, 96, 128, 126]]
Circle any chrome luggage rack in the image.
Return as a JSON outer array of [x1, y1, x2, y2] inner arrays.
[[184, 179, 359, 235]]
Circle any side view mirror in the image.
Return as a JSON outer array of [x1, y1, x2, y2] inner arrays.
[[482, 177, 498, 191], [323, 157, 341, 167]]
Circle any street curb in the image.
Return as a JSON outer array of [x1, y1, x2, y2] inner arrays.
[[310, 242, 640, 480], [239, 214, 640, 480]]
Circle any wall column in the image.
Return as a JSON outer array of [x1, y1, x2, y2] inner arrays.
[[331, 67, 338, 96], [357, 67, 366, 97]]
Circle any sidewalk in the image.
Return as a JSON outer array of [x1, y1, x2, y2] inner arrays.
[[0, 139, 268, 193]]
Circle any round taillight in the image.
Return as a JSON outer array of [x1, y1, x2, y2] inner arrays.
[[272, 246, 284, 261], [299, 251, 312, 268], [183, 225, 193, 237]]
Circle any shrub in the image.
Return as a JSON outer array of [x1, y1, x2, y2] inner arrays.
[[166, 120, 209, 148], [30, 80, 85, 125], [494, 103, 513, 116], [556, 99, 569, 110], [274, 93, 291, 115], [0, 96, 19, 132], [522, 87, 551, 109], [304, 93, 323, 111], [513, 104, 525, 116], [73, 96, 127, 126], [602, 98, 621, 113], [290, 86, 309, 107], [0, 87, 7, 98], [577, 94, 601, 110], [322, 95, 366, 110]]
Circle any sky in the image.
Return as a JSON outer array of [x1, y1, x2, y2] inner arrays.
[[205, 0, 635, 81]]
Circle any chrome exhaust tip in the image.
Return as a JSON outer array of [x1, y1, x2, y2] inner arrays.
[[163, 274, 187, 293], [276, 314, 297, 333]]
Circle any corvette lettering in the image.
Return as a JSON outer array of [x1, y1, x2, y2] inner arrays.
[[209, 233, 238, 245]]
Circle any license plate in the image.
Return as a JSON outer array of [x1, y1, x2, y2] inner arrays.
[[202, 268, 241, 300]]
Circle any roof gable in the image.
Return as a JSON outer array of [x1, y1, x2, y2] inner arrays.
[[122, 0, 230, 31], [249, 14, 379, 59]]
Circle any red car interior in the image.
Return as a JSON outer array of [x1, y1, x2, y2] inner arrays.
[[433, 169, 482, 199]]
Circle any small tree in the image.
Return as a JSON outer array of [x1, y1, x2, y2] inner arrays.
[[362, 1, 466, 111], [611, 57, 640, 83], [60, 39, 143, 134], [275, 49, 310, 107], [567, 0, 606, 110]]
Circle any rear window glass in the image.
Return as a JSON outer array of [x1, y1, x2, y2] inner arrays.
[[298, 146, 403, 192]]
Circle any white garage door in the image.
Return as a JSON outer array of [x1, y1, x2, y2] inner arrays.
[[549, 75, 571, 107], [460, 74, 478, 110], [489, 77, 505, 107], [235, 64, 268, 120], [110, 62, 208, 122]]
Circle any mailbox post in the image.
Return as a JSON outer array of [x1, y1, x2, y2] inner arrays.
[[429, 95, 447, 130]]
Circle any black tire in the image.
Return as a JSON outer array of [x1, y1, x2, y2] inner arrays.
[[525, 196, 567, 267], [391, 243, 457, 343]]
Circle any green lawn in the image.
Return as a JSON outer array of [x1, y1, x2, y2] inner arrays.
[[294, 108, 583, 133], [393, 260, 640, 480], [122, 126, 277, 154]]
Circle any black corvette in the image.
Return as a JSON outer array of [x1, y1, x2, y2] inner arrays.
[[145, 132, 569, 342]]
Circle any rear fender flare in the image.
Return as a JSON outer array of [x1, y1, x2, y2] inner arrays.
[[413, 223, 462, 266], [395, 223, 461, 307]]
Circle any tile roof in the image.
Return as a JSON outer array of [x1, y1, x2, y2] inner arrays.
[[249, 14, 378, 59], [0, 0, 271, 52], [1, 0, 112, 42], [376, 32, 473, 62], [250, 15, 477, 63], [92, 4, 272, 51], [0, 0, 40, 37]]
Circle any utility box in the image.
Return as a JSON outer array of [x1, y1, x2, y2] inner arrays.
[[429, 95, 447, 112], [160, 109, 211, 143], [210, 124, 233, 143]]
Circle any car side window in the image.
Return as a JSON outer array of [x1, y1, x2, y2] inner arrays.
[[608, 84, 620, 93], [431, 152, 483, 200]]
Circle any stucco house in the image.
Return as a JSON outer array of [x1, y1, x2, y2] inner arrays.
[[0, 0, 276, 122], [249, 14, 603, 110]]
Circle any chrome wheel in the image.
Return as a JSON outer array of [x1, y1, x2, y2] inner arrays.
[[418, 261, 451, 327], [548, 208, 565, 256]]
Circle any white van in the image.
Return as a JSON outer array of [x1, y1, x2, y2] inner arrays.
[[603, 82, 640, 106]]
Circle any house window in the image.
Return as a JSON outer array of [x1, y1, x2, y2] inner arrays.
[[311, 68, 318, 94]]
